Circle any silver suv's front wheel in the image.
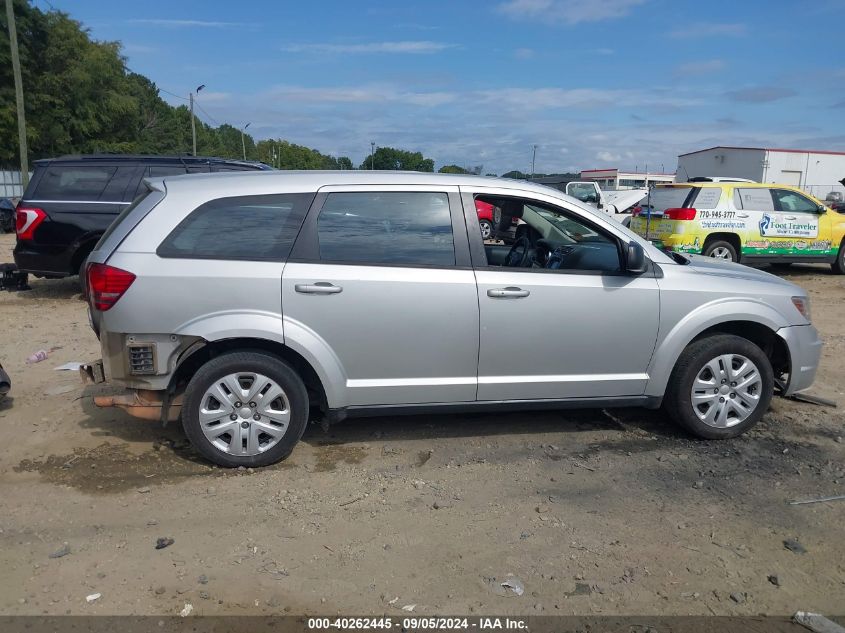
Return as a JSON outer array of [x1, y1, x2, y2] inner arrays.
[[182, 352, 309, 467], [664, 334, 774, 439]]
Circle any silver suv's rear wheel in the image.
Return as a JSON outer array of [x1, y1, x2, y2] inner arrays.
[[182, 352, 308, 467], [664, 334, 773, 439]]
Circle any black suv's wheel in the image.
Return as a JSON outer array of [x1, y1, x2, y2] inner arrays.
[[182, 351, 309, 467], [702, 239, 738, 262], [832, 241, 845, 275], [663, 334, 773, 439]]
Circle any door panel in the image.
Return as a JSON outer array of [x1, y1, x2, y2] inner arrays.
[[475, 270, 659, 400], [283, 263, 479, 405], [282, 186, 478, 407]]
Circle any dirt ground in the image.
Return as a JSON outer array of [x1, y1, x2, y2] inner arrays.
[[0, 232, 843, 617]]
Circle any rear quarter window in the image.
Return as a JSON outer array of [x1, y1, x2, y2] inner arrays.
[[647, 187, 694, 212], [691, 187, 721, 209], [32, 165, 117, 201], [157, 193, 313, 261]]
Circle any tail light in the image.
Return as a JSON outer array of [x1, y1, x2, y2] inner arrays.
[[15, 207, 46, 240], [664, 208, 697, 221], [87, 263, 136, 311]]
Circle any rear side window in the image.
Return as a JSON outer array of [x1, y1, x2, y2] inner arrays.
[[316, 192, 455, 266], [32, 165, 116, 201], [158, 193, 313, 261], [735, 188, 774, 211]]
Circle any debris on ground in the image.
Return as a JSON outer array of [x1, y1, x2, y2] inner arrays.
[[768, 574, 781, 587], [729, 591, 746, 604], [179, 603, 193, 617], [85, 593, 101, 603], [48, 543, 71, 559], [789, 494, 845, 506], [784, 538, 808, 554], [54, 362, 84, 371], [155, 537, 174, 550], [198, 574, 208, 585], [500, 576, 525, 596], [793, 611, 845, 633], [26, 350, 49, 364], [137, 487, 151, 494], [401, 604, 416, 612], [785, 393, 837, 408]]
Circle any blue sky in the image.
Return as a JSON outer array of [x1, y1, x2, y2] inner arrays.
[[43, 0, 845, 174]]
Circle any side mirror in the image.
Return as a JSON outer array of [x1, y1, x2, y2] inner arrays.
[[625, 241, 648, 274], [817, 204, 827, 214]]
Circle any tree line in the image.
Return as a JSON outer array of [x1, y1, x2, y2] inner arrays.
[[0, 1, 487, 174]]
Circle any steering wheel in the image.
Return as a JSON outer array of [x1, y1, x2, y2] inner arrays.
[[504, 236, 531, 267]]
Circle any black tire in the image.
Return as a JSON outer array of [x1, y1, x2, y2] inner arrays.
[[479, 219, 493, 240], [182, 351, 309, 467], [702, 239, 739, 263], [78, 259, 88, 296], [832, 241, 845, 275], [663, 334, 773, 439]]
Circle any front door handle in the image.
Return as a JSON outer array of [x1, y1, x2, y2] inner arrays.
[[784, 215, 797, 220], [487, 287, 530, 299], [295, 282, 342, 295]]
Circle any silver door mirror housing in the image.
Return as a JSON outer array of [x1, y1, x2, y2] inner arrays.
[[626, 241, 648, 274]]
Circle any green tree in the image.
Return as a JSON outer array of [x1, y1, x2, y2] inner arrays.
[[438, 164, 468, 174], [360, 146, 434, 172]]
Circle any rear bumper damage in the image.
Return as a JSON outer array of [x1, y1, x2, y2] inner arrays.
[[81, 358, 181, 422], [93, 389, 183, 422]]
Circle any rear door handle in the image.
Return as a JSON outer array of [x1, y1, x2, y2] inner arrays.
[[295, 282, 342, 295], [736, 213, 749, 219], [487, 287, 530, 298]]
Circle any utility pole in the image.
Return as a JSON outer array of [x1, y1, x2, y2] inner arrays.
[[189, 84, 205, 156], [530, 144, 537, 179], [240, 122, 251, 161], [370, 141, 375, 170], [6, 0, 29, 188]]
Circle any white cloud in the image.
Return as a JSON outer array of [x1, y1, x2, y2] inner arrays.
[[129, 19, 254, 28], [675, 59, 726, 75], [514, 48, 535, 59], [497, 0, 648, 25], [669, 22, 747, 38], [596, 151, 621, 162], [281, 41, 457, 54]]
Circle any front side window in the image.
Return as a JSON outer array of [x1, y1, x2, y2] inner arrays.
[[34, 165, 117, 201], [317, 192, 455, 266], [476, 196, 621, 273], [771, 189, 819, 213], [158, 193, 312, 261]]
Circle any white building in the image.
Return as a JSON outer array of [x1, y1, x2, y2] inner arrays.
[[579, 168, 675, 190], [676, 146, 845, 201]]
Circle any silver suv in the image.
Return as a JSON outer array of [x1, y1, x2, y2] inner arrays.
[[82, 171, 822, 468]]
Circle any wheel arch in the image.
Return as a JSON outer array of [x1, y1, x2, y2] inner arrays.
[[646, 301, 790, 397], [168, 337, 332, 419], [702, 232, 742, 258]]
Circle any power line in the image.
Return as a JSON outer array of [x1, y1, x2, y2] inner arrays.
[[157, 87, 190, 102], [193, 101, 219, 127]]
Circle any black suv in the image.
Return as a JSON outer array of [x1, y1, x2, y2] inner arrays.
[[13, 155, 272, 281]]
